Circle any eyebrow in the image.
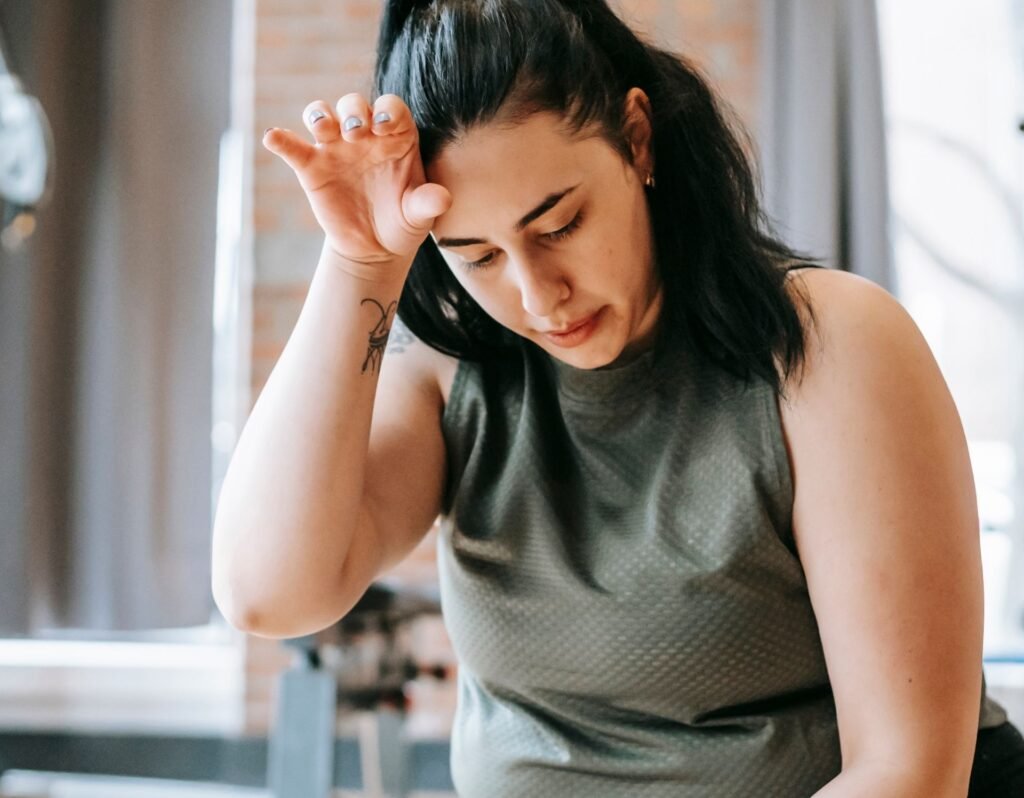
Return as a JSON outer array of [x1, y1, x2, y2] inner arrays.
[[435, 184, 581, 249]]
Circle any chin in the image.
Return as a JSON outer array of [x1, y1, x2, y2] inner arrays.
[[522, 307, 629, 369]]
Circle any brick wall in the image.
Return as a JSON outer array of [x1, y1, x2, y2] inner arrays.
[[616, 0, 760, 127], [241, 0, 761, 736]]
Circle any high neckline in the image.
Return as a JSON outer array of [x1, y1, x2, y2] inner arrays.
[[545, 340, 669, 407]]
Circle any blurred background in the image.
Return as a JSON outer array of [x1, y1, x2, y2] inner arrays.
[[0, 0, 1021, 796]]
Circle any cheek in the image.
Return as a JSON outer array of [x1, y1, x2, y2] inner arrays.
[[581, 200, 643, 270], [600, 200, 653, 290], [578, 229, 635, 292]]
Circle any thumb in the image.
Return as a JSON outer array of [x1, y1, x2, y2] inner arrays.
[[402, 183, 453, 233]]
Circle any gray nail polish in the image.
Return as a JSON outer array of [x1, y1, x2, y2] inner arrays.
[[308, 110, 326, 125], [373, 112, 391, 125], [343, 116, 364, 132]]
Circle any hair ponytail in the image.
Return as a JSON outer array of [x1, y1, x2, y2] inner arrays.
[[375, 0, 429, 84]]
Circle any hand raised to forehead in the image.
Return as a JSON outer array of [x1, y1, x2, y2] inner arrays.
[[263, 92, 451, 275]]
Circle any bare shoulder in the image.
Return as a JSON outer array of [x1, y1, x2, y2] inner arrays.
[[775, 265, 964, 509], [383, 314, 459, 406], [775, 265, 954, 489], [779, 266, 929, 407]]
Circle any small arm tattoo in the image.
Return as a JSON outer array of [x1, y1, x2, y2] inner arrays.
[[386, 316, 415, 355], [360, 297, 398, 374]]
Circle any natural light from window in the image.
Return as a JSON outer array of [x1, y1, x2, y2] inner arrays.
[[879, 0, 1024, 657]]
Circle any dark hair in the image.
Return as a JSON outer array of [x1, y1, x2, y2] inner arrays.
[[374, 0, 819, 397]]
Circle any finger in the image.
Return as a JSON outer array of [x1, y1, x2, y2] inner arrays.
[[335, 92, 374, 143], [302, 100, 340, 144], [402, 183, 453, 232], [369, 93, 415, 137], [262, 127, 314, 172]]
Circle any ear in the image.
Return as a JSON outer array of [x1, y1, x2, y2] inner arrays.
[[623, 87, 654, 176]]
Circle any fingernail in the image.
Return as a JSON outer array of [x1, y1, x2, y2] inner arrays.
[[343, 116, 364, 132], [263, 127, 273, 138], [308, 110, 326, 125], [373, 112, 391, 125]]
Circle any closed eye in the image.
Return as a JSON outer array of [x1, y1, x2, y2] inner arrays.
[[462, 212, 585, 270], [543, 211, 583, 242]]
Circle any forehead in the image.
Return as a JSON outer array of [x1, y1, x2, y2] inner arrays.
[[426, 113, 618, 237]]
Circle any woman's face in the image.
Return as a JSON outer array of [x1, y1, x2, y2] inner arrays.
[[426, 96, 662, 369]]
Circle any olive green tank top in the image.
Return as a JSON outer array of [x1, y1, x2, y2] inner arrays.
[[437, 331, 1007, 797]]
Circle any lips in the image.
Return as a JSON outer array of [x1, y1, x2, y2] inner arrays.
[[538, 307, 604, 349], [544, 312, 598, 335]]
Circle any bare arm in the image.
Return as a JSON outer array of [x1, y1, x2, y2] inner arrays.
[[211, 92, 453, 638], [211, 247, 447, 637], [779, 269, 983, 797]]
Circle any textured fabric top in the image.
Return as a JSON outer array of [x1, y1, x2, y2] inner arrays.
[[437, 331, 1007, 797]]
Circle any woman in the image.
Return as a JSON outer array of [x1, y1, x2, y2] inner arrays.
[[211, 0, 1024, 794]]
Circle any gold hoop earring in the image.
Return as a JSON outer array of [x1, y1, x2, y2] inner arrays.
[[644, 172, 656, 189]]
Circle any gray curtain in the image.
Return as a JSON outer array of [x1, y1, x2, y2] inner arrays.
[[0, 0, 231, 635], [758, 0, 893, 289]]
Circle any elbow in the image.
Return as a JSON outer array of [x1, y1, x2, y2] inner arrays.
[[223, 607, 291, 640], [211, 572, 292, 638], [212, 587, 301, 639], [211, 569, 358, 640], [211, 571, 262, 635], [210, 559, 285, 637], [210, 519, 370, 639], [227, 607, 344, 641], [209, 523, 295, 637]]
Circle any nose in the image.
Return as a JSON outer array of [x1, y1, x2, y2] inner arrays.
[[510, 256, 570, 318]]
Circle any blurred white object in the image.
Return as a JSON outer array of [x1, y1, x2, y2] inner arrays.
[[0, 75, 50, 206], [0, 771, 269, 797], [0, 26, 54, 251]]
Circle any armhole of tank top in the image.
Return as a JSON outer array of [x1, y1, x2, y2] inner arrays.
[[759, 379, 796, 546], [771, 260, 813, 539], [782, 260, 821, 273], [438, 358, 470, 519], [440, 356, 473, 438]]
